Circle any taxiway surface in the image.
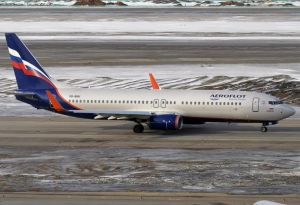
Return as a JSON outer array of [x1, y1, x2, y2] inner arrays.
[[0, 118, 299, 196]]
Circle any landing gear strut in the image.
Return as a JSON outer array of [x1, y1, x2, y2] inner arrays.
[[133, 124, 144, 133], [261, 126, 268, 132]]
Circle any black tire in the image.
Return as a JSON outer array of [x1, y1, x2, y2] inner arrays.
[[133, 124, 144, 133], [261, 126, 268, 132]]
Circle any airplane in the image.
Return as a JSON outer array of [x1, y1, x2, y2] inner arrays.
[[5, 33, 296, 133]]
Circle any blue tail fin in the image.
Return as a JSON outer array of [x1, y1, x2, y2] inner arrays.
[[5, 33, 56, 91]]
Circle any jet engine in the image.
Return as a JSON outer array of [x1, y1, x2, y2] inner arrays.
[[148, 114, 183, 130]]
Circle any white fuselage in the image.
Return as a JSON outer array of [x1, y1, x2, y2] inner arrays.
[[60, 88, 295, 122]]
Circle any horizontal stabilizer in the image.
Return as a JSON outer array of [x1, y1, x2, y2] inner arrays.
[[2, 91, 36, 97]]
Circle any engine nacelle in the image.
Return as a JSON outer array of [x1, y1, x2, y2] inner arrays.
[[148, 114, 183, 130]]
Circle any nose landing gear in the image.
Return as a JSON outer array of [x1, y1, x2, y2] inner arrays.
[[133, 124, 144, 133], [261, 126, 268, 132], [261, 121, 277, 132]]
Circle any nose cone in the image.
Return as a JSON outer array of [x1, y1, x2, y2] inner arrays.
[[284, 105, 296, 118]]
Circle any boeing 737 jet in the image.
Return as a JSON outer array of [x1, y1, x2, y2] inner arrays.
[[6, 33, 296, 133]]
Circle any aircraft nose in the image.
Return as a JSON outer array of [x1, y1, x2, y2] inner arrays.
[[284, 105, 296, 117]]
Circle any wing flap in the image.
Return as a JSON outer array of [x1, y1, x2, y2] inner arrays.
[[71, 110, 154, 116]]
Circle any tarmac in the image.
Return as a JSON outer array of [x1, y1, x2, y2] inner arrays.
[[1, 118, 300, 149], [0, 117, 300, 204]]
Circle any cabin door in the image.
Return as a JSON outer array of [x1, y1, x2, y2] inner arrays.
[[153, 99, 159, 108], [252, 97, 259, 112]]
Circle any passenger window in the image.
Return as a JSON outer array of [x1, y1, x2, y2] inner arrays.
[[182, 101, 184, 105], [123, 100, 125, 103], [211, 102, 213, 105], [170, 101, 172, 105], [215, 102, 218, 105], [174, 101, 176, 105], [231, 102, 233, 105], [202, 102, 205, 105], [127, 100, 129, 104], [76, 100, 78, 103], [194, 102, 196, 105], [118, 100, 120, 103], [142, 101, 144, 104], [186, 101, 188, 105], [235, 102, 237, 105], [102, 100, 104, 103], [150, 101, 153, 104], [239, 102, 241, 105], [198, 102, 200, 105], [190, 102, 192, 105], [223, 102, 225, 105], [87, 100, 89, 103], [114, 100, 116, 103], [138, 101, 140, 104], [134, 101, 136, 104], [106, 100, 109, 103], [166, 101, 168, 104], [146, 101, 148, 104], [130, 100, 133, 104]]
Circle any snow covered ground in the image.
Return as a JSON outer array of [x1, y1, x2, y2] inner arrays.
[[0, 21, 299, 35], [2, 64, 300, 80]]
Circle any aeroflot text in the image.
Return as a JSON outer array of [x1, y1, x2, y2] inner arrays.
[[210, 94, 246, 98]]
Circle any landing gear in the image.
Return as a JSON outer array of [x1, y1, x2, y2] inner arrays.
[[261, 126, 268, 132], [133, 124, 144, 133]]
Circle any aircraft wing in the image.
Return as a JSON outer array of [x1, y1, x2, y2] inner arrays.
[[70, 110, 154, 120], [71, 110, 153, 116]]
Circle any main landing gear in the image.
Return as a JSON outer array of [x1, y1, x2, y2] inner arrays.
[[133, 123, 144, 133], [261, 126, 268, 132]]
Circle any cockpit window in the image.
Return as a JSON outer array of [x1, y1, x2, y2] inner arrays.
[[269, 101, 283, 105]]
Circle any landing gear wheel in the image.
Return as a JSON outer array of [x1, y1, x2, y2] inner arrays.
[[261, 126, 268, 132], [133, 124, 144, 133]]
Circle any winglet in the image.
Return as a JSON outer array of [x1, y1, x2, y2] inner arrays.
[[46, 90, 67, 112], [149, 73, 161, 90]]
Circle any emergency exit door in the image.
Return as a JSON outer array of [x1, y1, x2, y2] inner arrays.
[[252, 97, 259, 112]]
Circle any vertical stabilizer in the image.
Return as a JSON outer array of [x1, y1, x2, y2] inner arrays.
[[5, 33, 56, 90]]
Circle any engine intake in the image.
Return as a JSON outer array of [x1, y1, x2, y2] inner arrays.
[[148, 114, 183, 130]]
